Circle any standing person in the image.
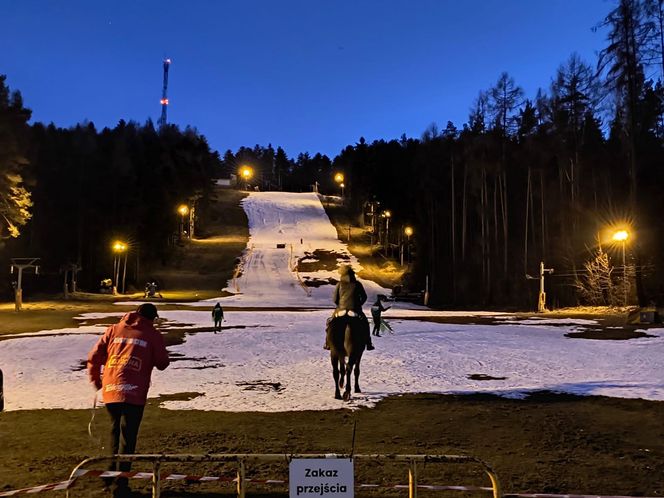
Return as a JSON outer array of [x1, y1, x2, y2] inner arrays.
[[370, 295, 391, 337], [324, 265, 374, 351], [87, 303, 169, 498], [212, 302, 224, 333]]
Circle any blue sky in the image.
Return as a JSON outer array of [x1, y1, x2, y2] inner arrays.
[[1, 1, 611, 157]]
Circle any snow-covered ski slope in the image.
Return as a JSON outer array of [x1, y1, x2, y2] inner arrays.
[[2, 191, 664, 412], [196, 191, 389, 307]]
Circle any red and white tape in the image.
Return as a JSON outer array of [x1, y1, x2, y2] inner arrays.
[[0, 480, 71, 496], [1, 470, 661, 498], [503, 495, 662, 498]]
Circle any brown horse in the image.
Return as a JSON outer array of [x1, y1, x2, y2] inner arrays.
[[328, 315, 367, 400]]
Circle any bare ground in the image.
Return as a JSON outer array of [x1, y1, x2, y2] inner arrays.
[[1, 393, 664, 497]]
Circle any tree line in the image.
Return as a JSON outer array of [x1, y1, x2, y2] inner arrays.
[[220, 0, 664, 308], [1, 0, 663, 307], [0, 100, 219, 294]]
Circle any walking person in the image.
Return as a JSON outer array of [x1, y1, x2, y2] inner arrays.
[[87, 303, 170, 498], [371, 295, 391, 337], [324, 265, 374, 351], [212, 302, 224, 333]]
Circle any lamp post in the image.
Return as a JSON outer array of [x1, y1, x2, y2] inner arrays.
[[612, 229, 630, 305], [177, 204, 189, 239], [240, 166, 253, 191], [383, 210, 391, 256], [404, 226, 413, 264], [112, 241, 128, 294], [334, 172, 344, 198]]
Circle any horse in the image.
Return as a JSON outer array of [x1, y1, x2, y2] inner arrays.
[[328, 315, 367, 400]]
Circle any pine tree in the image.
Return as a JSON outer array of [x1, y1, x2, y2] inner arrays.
[[0, 75, 32, 240]]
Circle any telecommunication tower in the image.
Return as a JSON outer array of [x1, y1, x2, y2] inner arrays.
[[158, 58, 171, 127]]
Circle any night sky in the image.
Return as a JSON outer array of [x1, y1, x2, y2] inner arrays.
[[2, 1, 609, 157]]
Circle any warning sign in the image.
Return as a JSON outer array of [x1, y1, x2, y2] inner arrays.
[[289, 458, 353, 498]]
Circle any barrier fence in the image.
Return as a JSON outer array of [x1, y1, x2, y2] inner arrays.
[[65, 453, 501, 498]]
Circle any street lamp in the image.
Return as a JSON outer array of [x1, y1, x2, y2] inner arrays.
[[404, 226, 413, 263], [112, 240, 128, 294], [382, 210, 391, 255], [240, 166, 253, 190], [334, 172, 344, 197], [612, 229, 630, 305], [177, 204, 189, 239]]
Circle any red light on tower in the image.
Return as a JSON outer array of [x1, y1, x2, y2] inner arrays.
[[160, 98, 169, 105]]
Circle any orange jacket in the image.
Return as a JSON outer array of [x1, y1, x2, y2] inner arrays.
[[87, 312, 170, 405]]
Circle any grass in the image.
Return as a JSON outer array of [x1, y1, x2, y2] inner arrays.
[[322, 199, 406, 290], [0, 188, 249, 337], [144, 187, 249, 291]]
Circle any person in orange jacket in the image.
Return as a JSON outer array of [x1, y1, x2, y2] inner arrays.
[[87, 303, 169, 497]]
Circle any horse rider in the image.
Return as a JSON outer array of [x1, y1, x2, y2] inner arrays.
[[324, 265, 375, 351]]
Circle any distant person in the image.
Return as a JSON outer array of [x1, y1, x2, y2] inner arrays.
[[87, 303, 170, 498], [212, 302, 224, 333], [324, 265, 374, 351], [371, 295, 391, 337], [144, 281, 163, 299]]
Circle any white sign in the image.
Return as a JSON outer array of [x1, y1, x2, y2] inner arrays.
[[289, 458, 354, 498]]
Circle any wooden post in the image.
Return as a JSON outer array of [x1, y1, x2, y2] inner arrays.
[[408, 460, 418, 498], [152, 461, 161, 498], [236, 459, 246, 498]]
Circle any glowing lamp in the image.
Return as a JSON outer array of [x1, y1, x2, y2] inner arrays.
[[612, 230, 629, 242]]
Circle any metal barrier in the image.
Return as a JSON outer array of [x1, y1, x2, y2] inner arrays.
[[67, 453, 501, 498]]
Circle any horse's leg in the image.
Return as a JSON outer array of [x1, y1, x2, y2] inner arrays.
[[339, 358, 345, 389], [343, 357, 354, 401], [331, 355, 341, 400], [354, 357, 361, 393]]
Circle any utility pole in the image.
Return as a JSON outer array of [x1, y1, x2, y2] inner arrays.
[[10, 258, 40, 311], [527, 261, 554, 312]]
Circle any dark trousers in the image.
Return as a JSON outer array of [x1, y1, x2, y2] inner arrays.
[[371, 313, 381, 335], [214, 319, 222, 332], [106, 402, 145, 488]]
